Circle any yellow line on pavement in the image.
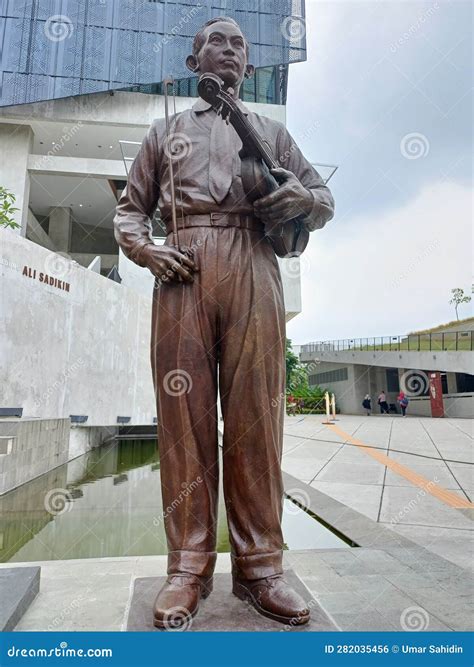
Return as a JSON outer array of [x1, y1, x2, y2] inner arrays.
[[326, 423, 474, 510]]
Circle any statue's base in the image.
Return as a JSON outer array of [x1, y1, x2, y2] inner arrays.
[[126, 569, 336, 631]]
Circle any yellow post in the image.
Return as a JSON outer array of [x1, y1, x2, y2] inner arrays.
[[331, 393, 337, 421], [322, 391, 331, 424]]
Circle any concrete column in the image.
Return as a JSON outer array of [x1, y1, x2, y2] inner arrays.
[[398, 368, 406, 391], [0, 123, 34, 236], [49, 207, 72, 253], [446, 372, 457, 394]]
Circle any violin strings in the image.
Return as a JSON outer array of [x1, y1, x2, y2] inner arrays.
[[224, 94, 277, 168]]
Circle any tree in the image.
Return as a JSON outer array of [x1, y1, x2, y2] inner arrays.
[[285, 338, 300, 389], [449, 288, 471, 320], [0, 186, 20, 230], [285, 339, 328, 413]]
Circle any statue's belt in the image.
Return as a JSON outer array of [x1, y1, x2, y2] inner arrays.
[[164, 212, 265, 235]]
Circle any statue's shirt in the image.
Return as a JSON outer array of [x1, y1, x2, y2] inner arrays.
[[114, 97, 335, 264]]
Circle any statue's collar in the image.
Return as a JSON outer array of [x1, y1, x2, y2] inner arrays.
[[192, 96, 249, 116]]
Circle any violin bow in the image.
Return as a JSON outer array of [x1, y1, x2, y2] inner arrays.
[[163, 77, 179, 249]]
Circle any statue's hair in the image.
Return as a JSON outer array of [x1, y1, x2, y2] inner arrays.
[[192, 16, 249, 58]]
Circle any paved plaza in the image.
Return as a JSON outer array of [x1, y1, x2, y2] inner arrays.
[[282, 415, 473, 570], [1, 414, 472, 632]]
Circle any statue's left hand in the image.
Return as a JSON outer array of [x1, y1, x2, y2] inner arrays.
[[253, 167, 313, 228]]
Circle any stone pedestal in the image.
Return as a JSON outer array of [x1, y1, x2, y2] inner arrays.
[[0, 567, 40, 630], [126, 569, 337, 632]]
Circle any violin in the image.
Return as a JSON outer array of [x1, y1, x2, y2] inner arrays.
[[197, 73, 309, 258]]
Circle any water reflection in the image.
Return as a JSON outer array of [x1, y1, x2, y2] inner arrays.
[[0, 439, 347, 562]]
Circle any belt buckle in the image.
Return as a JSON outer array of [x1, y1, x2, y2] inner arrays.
[[210, 212, 226, 226]]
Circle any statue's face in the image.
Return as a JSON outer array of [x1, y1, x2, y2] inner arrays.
[[196, 21, 248, 88]]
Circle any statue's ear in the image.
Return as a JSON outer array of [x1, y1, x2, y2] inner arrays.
[[186, 55, 199, 73], [244, 64, 255, 79]]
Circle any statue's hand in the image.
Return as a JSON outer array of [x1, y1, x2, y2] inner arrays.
[[141, 244, 198, 283], [253, 167, 313, 228]]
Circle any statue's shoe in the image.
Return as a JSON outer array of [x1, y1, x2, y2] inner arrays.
[[153, 573, 213, 630], [232, 573, 310, 625]]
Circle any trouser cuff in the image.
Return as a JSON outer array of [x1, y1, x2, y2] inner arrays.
[[231, 551, 283, 580], [167, 550, 217, 577]]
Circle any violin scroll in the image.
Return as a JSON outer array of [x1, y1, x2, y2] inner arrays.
[[197, 73, 224, 107]]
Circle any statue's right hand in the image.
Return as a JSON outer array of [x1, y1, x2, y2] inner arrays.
[[141, 244, 197, 283]]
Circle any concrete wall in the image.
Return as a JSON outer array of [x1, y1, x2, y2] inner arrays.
[[307, 361, 360, 415], [302, 349, 473, 375], [68, 425, 117, 462], [0, 417, 117, 495], [0, 418, 70, 495], [408, 394, 473, 418], [1, 227, 301, 433], [308, 359, 473, 418], [0, 91, 286, 129], [1, 229, 156, 427]]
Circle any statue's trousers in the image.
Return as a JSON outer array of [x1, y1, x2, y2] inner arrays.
[[151, 222, 286, 580]]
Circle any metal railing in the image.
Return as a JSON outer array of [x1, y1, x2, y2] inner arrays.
[[301, 331, 473, 354]]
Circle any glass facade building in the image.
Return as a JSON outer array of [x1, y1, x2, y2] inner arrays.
[[126, 64, 289, 105], [0, 0, 305, 107]]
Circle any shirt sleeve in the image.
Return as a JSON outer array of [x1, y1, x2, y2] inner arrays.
[[113, 121, 160, 267], [275, 125, 335, 232]]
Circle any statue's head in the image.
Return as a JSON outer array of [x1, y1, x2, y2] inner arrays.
[[186, 16, 255, 89]]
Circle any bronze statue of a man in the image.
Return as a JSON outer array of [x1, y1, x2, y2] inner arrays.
[[114, 16, 334, 629]]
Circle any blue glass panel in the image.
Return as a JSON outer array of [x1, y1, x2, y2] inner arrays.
[[0, 0, 306, 106]]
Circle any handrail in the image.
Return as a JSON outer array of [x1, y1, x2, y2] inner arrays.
[[300, 331, 473, 354]]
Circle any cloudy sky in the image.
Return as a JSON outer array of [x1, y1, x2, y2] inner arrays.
[[284, 0, 472, 345]]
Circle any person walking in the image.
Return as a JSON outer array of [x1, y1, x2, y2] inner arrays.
[[377, 390, 390, 414], [398, 391, 409, 417], [362, 394, 372, 416]]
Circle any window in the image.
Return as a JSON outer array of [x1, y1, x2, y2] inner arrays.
[[309, 368, 348, 385], [456, 373, 474, 393], [126, 65, 288, 105], [386, 368, 400, 393], [441, 373, 448, 394]]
